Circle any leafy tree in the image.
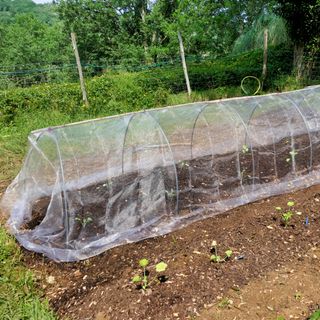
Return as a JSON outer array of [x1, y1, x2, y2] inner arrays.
[[233, 12, 290, 54], [0, 0, 57, 23], [276, 0, 320, 75], [57, 0, 122, 64]]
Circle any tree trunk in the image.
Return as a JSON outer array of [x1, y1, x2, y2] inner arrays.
[[293, 44, 304, 79], [140, 2, 148, 60]]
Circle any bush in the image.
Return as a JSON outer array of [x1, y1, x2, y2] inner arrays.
[[0, 45, 293, 125], [140, 45, 293, 92]]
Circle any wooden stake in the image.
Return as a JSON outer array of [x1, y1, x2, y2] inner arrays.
[[178, 31, 192, 96], [262, 29, 268, 81], [71, 32, 89, 106]]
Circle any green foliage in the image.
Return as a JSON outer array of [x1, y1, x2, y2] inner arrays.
[[142, 45, 293, 93], [0, 12, 72, 85], [233, 12, 290, 54], [0, 45, 292, 126], [310, 309, 320, 320], [0, 0, 57, 24], [210, 240, 233, 263], [132, 258, 168, 290], [275, 201, 297, 227], [75, 216, 93, 228], [276, 0, 320, 47], [0, 227, 56, 319]]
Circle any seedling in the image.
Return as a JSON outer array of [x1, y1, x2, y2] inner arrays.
[[218, 297, 232, 309], [275, 201, 297, 227], [210, 240, 233, 263], [75, 216, 93, 228], [178, 160, 189, 168], [165, 189, 176, 198], [294, 292, 302, 300], [132, 258, 168, 290], [286, 149, 298, 163], [242, 144, 249, 154]]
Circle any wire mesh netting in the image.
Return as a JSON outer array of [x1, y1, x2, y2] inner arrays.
[[1, 86, 320, 261]]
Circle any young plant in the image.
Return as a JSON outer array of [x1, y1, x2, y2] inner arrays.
[[210, 240, 233, 263], [178, 160, 189, 168], [275, 201, 296, 227], [165, 189, 176, 199], [286, 149, 298, 163], [242, 144, 249, 154], [132, 258, 168, 290], [75, 216, 93, 228]]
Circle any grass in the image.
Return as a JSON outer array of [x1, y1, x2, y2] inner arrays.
[[0, 228, 56, 320]]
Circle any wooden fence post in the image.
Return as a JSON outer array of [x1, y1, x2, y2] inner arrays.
[[178, 31, 192, 96], [71, 32, 89, 106], [262, 29, 268, 84]]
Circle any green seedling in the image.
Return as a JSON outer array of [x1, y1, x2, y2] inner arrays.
[[218, 297, 232, 309], [178, 160, 189, 168], [294, 292, 302, 300], [75, 216, 93, 228], [282, 211, 293, 227], [286, 149, 298, 163], [275, 201, 297, 227], [276, 316, 286, 320], [242, 144, 249, 154], [165, 189, 176, 198], [132, 258, 168, 290], [210, 240, 233, 263]]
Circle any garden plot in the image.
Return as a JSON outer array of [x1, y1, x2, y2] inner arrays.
[[1, 86, 320, 262]]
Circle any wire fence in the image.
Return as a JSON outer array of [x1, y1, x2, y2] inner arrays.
[[0, 52, 319, 91]]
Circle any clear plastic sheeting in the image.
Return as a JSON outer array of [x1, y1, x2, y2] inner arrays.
[[2, 86, 320, 261]]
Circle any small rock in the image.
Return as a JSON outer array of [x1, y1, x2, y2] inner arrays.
[[46, 276, 55, 285], [74, 270, 82, 277]]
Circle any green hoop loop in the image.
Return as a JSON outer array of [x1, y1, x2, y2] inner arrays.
[[241, 76, 261, 96]]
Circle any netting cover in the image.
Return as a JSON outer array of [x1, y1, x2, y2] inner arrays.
[[2, 86, 320, 261]]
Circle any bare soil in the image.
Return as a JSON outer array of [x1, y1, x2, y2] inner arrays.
[[21, 183, 320, 320]]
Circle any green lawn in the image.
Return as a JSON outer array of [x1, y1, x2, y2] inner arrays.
[[0, 228, 56, 320]]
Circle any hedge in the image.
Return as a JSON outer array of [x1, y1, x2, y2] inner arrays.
[[0, 45, 293, 125]]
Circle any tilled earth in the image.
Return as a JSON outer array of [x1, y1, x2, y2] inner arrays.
[[18, 184, 320, 320]]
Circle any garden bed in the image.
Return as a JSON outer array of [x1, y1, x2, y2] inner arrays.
[[26, 131, 313, 252], [23, 183, 320, 320]]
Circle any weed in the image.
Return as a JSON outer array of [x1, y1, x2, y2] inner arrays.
[[210, 240, 233, 263], [132, 258, 168, 290], [218, 297, 233, 309]]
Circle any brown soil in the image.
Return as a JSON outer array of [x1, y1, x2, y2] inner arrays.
[[26, 133, 311, 252], [22, 183, 320, 320]]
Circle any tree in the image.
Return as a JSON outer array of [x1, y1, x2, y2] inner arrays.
[[276, 0, 320, 75], [57, 0, 120, 64]]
